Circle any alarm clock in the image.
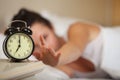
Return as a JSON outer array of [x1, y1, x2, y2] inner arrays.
[[3, 20, 34, 62]]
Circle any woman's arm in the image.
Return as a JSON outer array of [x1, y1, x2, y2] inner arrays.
[[57, 22, 90, 65], [57, 42, 81, 65]]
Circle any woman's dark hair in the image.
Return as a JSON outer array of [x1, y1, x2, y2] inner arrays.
[[12, 8, 52, 29]]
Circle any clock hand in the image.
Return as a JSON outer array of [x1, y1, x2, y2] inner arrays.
[[15, 45, 20, 53], [19, 35, 21, 46], [15, 35, 21, 53]]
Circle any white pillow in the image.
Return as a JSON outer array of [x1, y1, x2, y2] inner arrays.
[[40, 10, 78, 37]]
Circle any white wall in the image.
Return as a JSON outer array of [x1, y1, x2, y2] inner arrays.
[[0, 0, 112, 32]]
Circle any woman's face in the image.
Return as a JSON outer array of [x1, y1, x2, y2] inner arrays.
[[31, 22, 59, 56]]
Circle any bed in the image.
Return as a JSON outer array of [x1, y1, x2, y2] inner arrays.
[[0, 10, 120, 80]]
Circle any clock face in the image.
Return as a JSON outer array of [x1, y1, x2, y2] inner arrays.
[[4, 33, 34, 60]]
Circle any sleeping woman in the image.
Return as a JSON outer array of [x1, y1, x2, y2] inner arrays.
[[11, 8, 120, 79]]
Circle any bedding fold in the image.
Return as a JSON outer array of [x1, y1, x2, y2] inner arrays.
[[101, 27, 120, 79]]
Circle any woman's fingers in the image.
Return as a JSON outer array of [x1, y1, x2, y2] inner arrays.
[[48, 48, 56, 57], [40, 47, 55, 58], [41, 47, 60, 66], [56, 52, 61, 59], [37, 35, 61, 66], [48, 48, 61, 59], [33, 52, 43, 60], [40, 35, 46, 46]]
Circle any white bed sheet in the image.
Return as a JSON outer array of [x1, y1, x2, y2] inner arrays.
[[23, 76, 112, 80], [22, 65, 112, 80]]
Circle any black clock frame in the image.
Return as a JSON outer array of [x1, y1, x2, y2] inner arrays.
[[3, 32, 35, 62]]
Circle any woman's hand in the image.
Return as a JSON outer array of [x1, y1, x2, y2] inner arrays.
[[33, 35, 61, 66]]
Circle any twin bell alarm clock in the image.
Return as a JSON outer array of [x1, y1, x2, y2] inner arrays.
[[3, 20, 34, 62]]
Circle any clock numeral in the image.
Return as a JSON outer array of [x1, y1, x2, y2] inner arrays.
[[27, 40, 29, 42], [9, 49, 12, 52], [29, 45, 31, 48], [10, 39, 13, 43], [24, 52, 26, 56], [26, 50, 29, 53], [18, 54, 21, 57], [13, 36, 16, 39], [24, 36, 26, 39], [8, 44, 10, 47]]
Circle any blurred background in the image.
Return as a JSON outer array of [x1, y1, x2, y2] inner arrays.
[[0, 0, 120, 32]]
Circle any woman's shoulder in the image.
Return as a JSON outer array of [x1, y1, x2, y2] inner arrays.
[[68, 22, 101, 42], [68, 22, 100, 33], [69, 22, 100, 30], [68, 22, 89, 33]]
